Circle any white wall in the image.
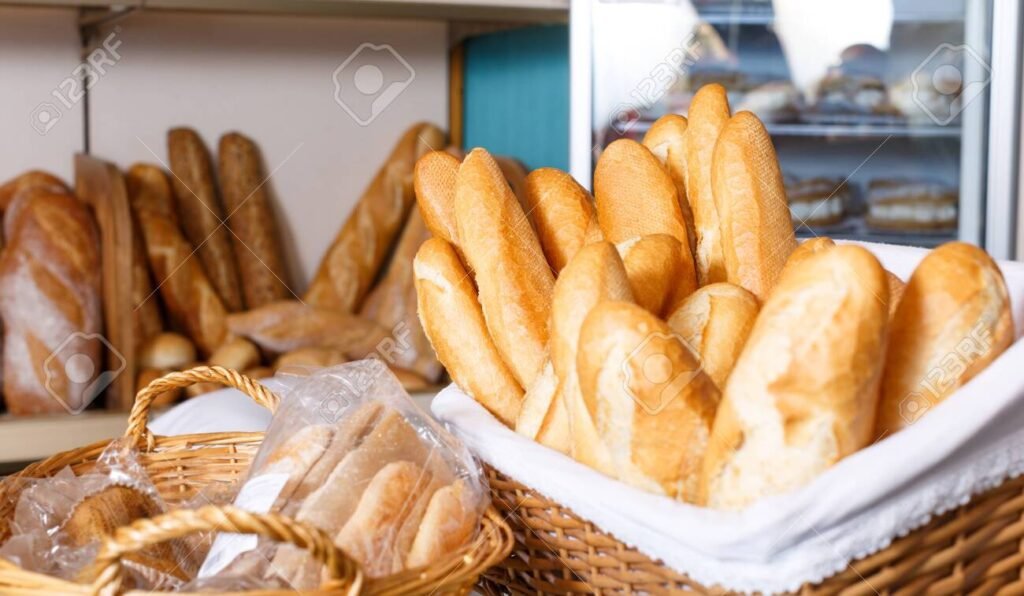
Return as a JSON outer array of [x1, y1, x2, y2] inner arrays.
[[88, 11, 448, 287], [0, 7, 84, 182]]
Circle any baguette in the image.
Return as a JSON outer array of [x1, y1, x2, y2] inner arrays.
[[515, 361, 569, 453], [494, 156, 530, 212], [594, 139, 693, 266], [886, 271, 906, 320], [685, 84, 731, 284], [576, 301, 719, 501], [711, 111, 796, 300], [274, 346, 347, 372], [0, 170, 70, 211], [616, 234, 696, 317], [226, 299, 390, 356], [702, 245, 889, 509], [666, 283, 759, 389], [0, 190, 102, 414], [167, 128, 244, 311], [454, 148, 555, 389], [126, 164, 229, 357], [218, 132, 291, 308], [875, 242, 1012, 435], [522, 167, 602, 272], [413, 150, 461, 249], [413, 237, 523, 425], [642, 114, 697, 258], [305, 123, 444, 312], [550, 242, 634, 472]]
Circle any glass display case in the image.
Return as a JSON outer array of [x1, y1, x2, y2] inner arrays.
[[571, 0, 1022, 255]]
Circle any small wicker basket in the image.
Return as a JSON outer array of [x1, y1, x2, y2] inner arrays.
[[0, 366, 513, 595], [480, 465, 1024, 595]]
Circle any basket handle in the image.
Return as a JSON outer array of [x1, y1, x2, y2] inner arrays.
[[87, 504, 363, 596], [124, 365, 280, 448]]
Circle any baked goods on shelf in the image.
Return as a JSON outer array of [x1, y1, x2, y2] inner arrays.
[[785, 176, 849, 227], [866, 178, 958, 231]]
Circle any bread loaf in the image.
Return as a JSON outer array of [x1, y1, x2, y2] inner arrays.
[[642, 114, 697, 258], [702, 246, 889, 509], [126, 164, 229, 357], [414, 237, 523, 425], [875, 242, 1013, 435], [576, 301, 719, 501], [274, 346, 348, 372], [406, 480, 477, 569], [886, 271, 906, 320], [413, 150, 462, 249], [711, 111, 796, 300], [494, 155, 530, 212], [218, 132, 291, 308], [0, 190, 102, 414], [685, 84, 731, 284], [666, 283, 759, 389], [454, 148, 554, 389], [616, 234, 696, 317], [167, 128, 244, 311], [515, 361, 569, 453], [780, 237, 836, 277], [138, 332, 196, 371], [594, 139, 693, 268], [305, 123, 444, 312], [359, 208, 442, 382], [208, 337, 261, 371], [522, 168, 602, 272], [226, 299, 390, 356], [0, 170, 70, 211], [550, 242, 634, 472]]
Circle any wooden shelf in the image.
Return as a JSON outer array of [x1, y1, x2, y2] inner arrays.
[[0, 410, 127, 465], [4, 0, 569, 23]]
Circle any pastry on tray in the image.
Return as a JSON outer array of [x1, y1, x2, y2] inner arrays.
[[866, 178, 958, 231], [785, 176, 848, 227]]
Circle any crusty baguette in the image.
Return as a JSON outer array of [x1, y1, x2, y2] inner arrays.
[[576, 301, 719, 501], [666, 283, 759, 389], [616, 234, 696, 317], [550, 241, 634, 473], [594, 139, 693, 267], [454, 148, 555, 389], [413, 150, 462, 249], [406, 480, 477, 569], [0, 190, 102, 414], [875, 242, 1013, 435], [522, 167, 601, 272], [413, 237, 523, 425], [218, 132, 291, 308], [359, 208, 442, 382], [515, 361, 569, 453], [886, 271, 906, 321], [702, 246, 889, 509], [711, 111, 796, 300], [167, 127, 244, 311], [126, 164, 229, 357], [494, 155, 530, 213], [305, 123, 444, 312], [685, 84, 731, 285], [226, 299, 389, 356], [642, 114, 697, 258], [0, 170, 70, 211]]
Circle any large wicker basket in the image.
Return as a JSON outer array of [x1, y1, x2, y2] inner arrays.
[[0, 366, 513, 595], [480, 465, 1024, 595]]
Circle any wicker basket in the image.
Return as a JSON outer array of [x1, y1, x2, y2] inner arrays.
[[480, 465, 1024, 595], [0, 366, 513, 595]]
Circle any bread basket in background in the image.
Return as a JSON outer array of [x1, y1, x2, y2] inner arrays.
[[0, 366, 513, 595]]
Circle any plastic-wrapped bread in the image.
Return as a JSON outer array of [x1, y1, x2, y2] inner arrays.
[[218, 132, 292, 308], [685, 84, 732, 285], [642, 114, 697, 258], [522, 167, 602, 273], [167, 128, 244, 311], [305, 123, 444, 312], [226, 299, 390, 356], [0, 189, 102, 414]]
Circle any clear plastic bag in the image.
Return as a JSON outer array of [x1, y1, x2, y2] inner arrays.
[[192, 359, 488, 590], [0, 439, 199, 590]]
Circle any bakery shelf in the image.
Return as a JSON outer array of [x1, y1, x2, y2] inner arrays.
[[767, 123, 962, 139], [3, 0, 568, 22], [0, 410, 127, 465], [697, 4, 965, 26]]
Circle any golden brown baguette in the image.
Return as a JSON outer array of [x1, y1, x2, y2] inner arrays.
[[305, 123, 444, 312], [886, 271, 906, 320], [126, 164, 229, 357], [594, 139, 693, 267], [685, 84, 731, 285], [576, 301, 719, 501], [226, 299, 389, 356], [495, 155, 530, 210], [875, 242, 1013, 435], [522, 167, 601, 272], [218, 132, 291, 308], [167, 127, 244, 311], [413, 150, 462, 248], [702, 245, 889, 509], [711, 111, 796, 300], [642, 114, 697, 258], [515, 361, 569, 454], [616, 234, 697, 317], [454, 148, 555, 389], [0, 190, 102, 414], [666, 283, 759, 389], [359, 208, 443, 382], [0, 170, 70, 211], [414, 237, 523, 425], [274, 346, 347, 372], [550, 242, 634, 472]]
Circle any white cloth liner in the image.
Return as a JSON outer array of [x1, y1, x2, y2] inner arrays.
[[431, 240, 1024, 594]]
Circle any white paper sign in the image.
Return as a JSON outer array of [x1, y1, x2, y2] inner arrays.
[[197, 473, 289, 578]]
